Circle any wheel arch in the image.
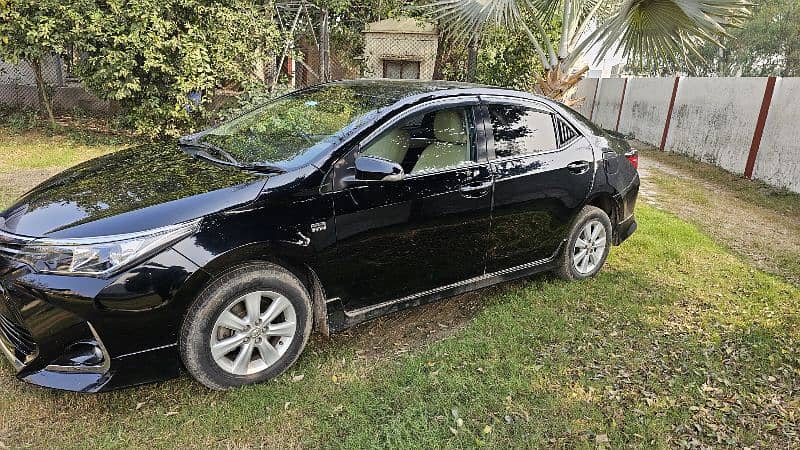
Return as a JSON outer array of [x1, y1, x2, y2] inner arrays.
[[585, 191, 622, 243], [185, 242, 331, 336]]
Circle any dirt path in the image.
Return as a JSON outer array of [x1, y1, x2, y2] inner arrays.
[[635, 143, 800, 286], [0, 169, 59, 209]]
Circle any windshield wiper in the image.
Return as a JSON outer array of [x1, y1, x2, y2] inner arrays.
[[239, 162, 288, 174], [180, 141, 240, 165], [179, 142, 286, 174]]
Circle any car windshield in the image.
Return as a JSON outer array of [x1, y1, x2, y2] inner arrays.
[[197, 84, 407, 170]]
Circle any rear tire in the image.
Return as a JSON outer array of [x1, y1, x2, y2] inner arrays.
[[554, 205, 612, 281], [180, 262, 313, 390]]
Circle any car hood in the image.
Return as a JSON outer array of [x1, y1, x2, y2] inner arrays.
[[0, 142, 270, 239]]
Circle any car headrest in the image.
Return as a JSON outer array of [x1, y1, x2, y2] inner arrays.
[[433, 110, 467, 144]]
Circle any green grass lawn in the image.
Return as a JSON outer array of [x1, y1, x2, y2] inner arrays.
[[2, 206, 798, 448], [0, 126, 127, 209], [0, 127, 798, 448]]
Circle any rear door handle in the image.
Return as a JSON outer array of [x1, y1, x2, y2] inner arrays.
[[566, 160, 591, 174], [459, 180, 493, 198]]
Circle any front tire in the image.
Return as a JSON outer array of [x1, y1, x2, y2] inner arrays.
[[554, 205, 613, 281], [179, 262, 313, 390]]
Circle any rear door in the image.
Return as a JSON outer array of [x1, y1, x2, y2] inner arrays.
[[324, 98, 494, 311], [482, 96, 594, 272]]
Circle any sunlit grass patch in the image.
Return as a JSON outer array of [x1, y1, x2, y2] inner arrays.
[[0, 128, 124, 172], [1, 205, 796, 448]]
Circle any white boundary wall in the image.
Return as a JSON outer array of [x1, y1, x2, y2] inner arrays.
[[665, 77, 765, 174], [592, 78, 626, 130], [754, 78, 800, 193], [573, 78, 598, 118], [575, 76, 800, 194], [617, 77, 674, 145]]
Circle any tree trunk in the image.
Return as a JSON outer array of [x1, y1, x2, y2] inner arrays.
[[534, 63, 589, 106], [30, 58, 56, 126], [319, 8, 331, 83], [466, 36, 479, 82], [433, 34, 447, 80]]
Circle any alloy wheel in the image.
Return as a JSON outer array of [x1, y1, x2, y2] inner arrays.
[[209, 291, 297, 376], [573, 219, 607, 275]]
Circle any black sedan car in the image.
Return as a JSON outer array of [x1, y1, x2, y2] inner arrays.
[[0, 80, 638, 391]]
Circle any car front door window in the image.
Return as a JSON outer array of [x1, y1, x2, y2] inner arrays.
[[360, 107, 474, 175]]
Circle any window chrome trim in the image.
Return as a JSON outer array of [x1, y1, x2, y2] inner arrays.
[[403, 161, 485, 180], [357, 96, 481, 152]]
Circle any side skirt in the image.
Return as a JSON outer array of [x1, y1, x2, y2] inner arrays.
[[325, 242, 564, 333]]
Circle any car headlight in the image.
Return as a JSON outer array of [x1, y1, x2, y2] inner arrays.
[[17, 220, 200, 277]]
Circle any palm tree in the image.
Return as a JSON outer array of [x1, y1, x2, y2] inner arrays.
[[427, 0, 751, 101]]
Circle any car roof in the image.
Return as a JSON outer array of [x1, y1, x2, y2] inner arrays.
[[319, 78, 597, 130], [325, 78, 562, 107]]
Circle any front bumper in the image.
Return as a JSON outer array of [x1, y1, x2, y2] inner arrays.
[[0, 246, 209, 392]]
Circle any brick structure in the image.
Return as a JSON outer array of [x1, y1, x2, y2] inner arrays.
[[363, 17, 438, 80]]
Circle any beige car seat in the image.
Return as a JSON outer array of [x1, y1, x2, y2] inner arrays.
[[363, 127, 410, 164], [413, 110, 469, 173]]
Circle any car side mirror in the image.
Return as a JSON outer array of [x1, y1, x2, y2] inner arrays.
[[347, 156, 405, 184]]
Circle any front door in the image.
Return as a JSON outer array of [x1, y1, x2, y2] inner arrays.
[[482, 97, 595, 272], [326, 101, 493, 311]]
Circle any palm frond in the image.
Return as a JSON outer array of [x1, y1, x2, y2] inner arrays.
[[580, 0, 751, 68], [423, 0, 525, 40]]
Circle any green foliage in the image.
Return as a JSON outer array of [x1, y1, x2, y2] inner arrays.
[[0, 0, 86, 63], [219, 81, 293, 122], [697, 0, 799, 76], [627, 0, 800, 76], [427, 0, 751, 90], [0, 108, 39, 132], [433, 12, 560, 89], [475, 15, 561, 89], [76, 0, 282, 137], [588, 0, 751, 70], [0, 0, 91, 122]]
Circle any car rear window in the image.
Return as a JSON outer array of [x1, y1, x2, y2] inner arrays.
[[488, 104, 557, 157]]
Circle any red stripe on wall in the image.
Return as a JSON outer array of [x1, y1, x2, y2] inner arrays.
[[660, 76, 680, 151], [744, 76, 777, 179], [614, 78, 628, 132]]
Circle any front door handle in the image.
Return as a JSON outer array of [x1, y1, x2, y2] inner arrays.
[[566, 160, 591, 174], [459, 180, 493, 198]]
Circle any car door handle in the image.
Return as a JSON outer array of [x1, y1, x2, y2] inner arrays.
[[566, 160, 591, 174], [460, 180, 493, 198]]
